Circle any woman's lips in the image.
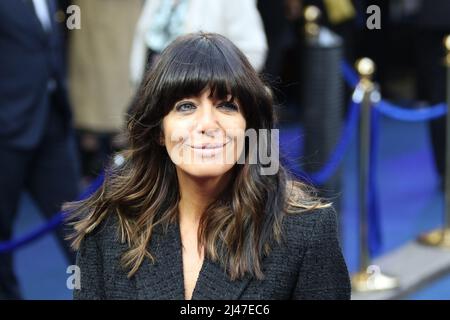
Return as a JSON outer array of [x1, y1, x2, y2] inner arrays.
[[186, 141, 230, 158], [188, 142, 228, 149]]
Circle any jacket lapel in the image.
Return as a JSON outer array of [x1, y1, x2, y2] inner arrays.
[[134, 221, 185, 299], [19, 0, 48, 42], [134, 219, 253, 300], [191, 256, 253, 300]]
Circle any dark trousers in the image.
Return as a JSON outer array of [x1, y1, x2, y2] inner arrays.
[[0, 95, 80, 299], [415, 29, 447, 179]]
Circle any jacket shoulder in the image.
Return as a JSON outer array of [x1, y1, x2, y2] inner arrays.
[[281, 205, 339, 248], [80, 211, 121, 248]]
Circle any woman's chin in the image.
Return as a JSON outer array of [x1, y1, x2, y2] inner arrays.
[[180, 163, 235, 179]]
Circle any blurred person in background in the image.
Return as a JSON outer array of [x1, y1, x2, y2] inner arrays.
[[0, 0, 80, 299], [257, 0, 295, 84], [68, 0, 142, 183], [413, 0, 449, 186], [129, 0, 268, 88]]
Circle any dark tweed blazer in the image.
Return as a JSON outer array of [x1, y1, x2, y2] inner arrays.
[[73, 206, 351, 300]]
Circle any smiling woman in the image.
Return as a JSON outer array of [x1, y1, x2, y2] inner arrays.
[[63, 32, 351, 300]]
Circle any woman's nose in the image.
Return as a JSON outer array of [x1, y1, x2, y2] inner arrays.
[[196, 105, 220, 135]]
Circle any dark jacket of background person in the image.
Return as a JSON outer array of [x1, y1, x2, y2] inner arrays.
[[0, 0, 79, 300], [416, 0, 450, 30], [74, 206, 351, 300], [413, 0, 449, 179], [0, 0, 72, 149]]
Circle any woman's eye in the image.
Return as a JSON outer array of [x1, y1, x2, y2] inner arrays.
[[218, 102, 239, 111], [175, 102, 196, 112]]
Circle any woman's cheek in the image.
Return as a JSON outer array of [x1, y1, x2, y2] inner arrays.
[[164, 118, 191, 147]]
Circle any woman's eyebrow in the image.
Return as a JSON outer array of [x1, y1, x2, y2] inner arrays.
[[208, 94, 235, 103], [176, 94, 237, 104], [177, 96, 200, 103]]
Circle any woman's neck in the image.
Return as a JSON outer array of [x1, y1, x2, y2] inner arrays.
[[176, 170, 231, 225]]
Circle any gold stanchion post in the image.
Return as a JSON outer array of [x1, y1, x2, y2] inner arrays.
[[304, 5, 321, 37], [351, 58, 399, 293], [418, 35, 450, 248]]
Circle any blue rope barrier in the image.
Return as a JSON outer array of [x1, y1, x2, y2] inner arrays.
[[375, 100, 447, 121], [341, 59, 448, 121], [0, 173, 105, 253], [308, 99, 361, 185]]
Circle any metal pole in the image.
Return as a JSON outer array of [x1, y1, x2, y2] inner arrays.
[[358, 69, 371, 273], [304, 6, 320, 38], [352, 58, 399, 293]]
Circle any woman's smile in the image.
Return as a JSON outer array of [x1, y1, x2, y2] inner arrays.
[[186, 140, 230, 158], [188, 142, 228, 149]]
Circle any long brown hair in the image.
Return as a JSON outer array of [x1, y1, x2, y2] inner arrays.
[[64, 32, 330, 281]]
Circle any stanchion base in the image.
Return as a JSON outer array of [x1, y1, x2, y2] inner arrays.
[[351, 270, 399, 293], [417, 229, 450, 248]]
